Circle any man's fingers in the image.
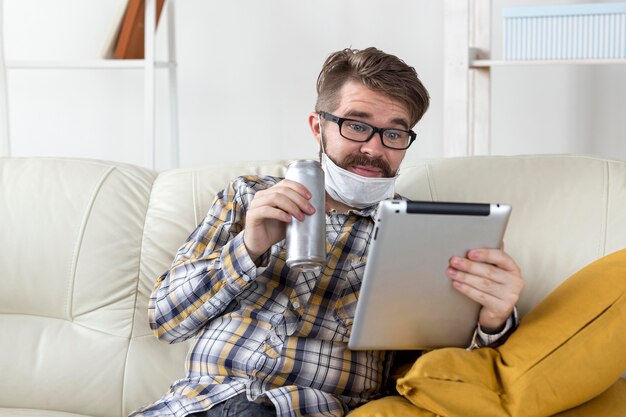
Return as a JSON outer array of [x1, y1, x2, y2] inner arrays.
[[450, 255, 509, 285], [451, 276, 516, 322], [251, 187, 315, 221], [447, 248, 524, 326], [467, 248, 519, 274], [252, 206, 293, 223], [279, 179, 313, 198], [452, 278, 499, 305], [448, 268, 506, 299]]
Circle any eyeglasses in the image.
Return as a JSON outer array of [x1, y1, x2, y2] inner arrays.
[[319, 111, 416, 150]]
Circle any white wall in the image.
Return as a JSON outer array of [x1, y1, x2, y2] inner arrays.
[[1, 0, 624, 171], [168, 0, 443, 169]]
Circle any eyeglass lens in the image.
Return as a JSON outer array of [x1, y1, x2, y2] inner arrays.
[[340, 120, 411, 150]]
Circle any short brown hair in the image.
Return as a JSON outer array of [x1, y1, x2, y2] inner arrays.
[[315, 47, 430, 127]]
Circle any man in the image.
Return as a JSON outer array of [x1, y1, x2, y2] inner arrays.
[[129, 47, 523, 417]]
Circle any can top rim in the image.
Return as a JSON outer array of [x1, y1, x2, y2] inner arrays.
[[287, 159, 320, 167]]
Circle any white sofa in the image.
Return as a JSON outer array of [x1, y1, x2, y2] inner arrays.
[[0, 155, 625, 417]]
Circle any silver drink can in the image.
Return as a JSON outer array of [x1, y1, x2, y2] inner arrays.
[[285, 159, 326, 273]]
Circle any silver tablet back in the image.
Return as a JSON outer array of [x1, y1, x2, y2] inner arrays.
[[348, 200, 511, 350]]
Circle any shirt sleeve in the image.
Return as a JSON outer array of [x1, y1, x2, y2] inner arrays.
[[468, 307, 519, 350], [148, 176, 268, 343]]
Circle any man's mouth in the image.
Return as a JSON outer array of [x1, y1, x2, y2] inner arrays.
[[340, 153, 394, 177], [351, 165, 383, 177]]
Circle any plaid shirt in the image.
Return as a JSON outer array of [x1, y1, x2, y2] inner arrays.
[[130, 175, 515, 417], [130, 175, 389, 417]]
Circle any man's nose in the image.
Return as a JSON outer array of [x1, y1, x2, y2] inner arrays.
[[359, 133, 386, 157]]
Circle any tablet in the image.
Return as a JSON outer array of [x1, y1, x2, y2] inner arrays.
[[348, 200, 512, 350]]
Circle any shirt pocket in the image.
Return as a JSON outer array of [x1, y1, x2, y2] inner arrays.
[[334, 260, 365, 333]]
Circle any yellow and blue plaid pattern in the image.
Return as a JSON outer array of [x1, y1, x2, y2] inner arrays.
[[130, 175, 391, 417]]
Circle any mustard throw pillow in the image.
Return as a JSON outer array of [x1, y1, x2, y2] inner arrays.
[[554, 379, 626, 417], [396, 248, 626, 417], [347, 395, 438, 417], [348, 380, 626, 417]]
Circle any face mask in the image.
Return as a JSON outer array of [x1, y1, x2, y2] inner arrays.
[[321, 152, 397, 209], [317, 113, 398, 209]]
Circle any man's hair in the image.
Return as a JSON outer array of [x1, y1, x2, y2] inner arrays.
[[315, 47, 430, 128]]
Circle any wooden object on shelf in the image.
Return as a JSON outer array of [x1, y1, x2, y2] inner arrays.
[[100, 0, 130, 59], [114, 0, 165, 59]]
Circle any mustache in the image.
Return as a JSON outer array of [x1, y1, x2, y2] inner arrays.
[[340, 154, 394, 178]]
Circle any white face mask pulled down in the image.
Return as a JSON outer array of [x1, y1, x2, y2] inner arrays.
[[319, 128, 397, 210]]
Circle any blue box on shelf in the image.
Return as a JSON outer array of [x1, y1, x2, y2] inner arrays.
[[503, 2, 626, 60]]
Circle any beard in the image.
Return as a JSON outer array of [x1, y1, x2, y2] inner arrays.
[[319, 138, 395, 178]]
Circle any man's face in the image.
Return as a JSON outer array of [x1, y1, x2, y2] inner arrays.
[[310, 80, 410, 178]]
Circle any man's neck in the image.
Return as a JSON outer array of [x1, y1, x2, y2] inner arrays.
[[325, 193, 358, 214]]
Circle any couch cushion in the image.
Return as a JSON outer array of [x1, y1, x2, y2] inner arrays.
[[122, 161, 288, 415], [0, 158, 155, 417], [0, 408, 95, 417]]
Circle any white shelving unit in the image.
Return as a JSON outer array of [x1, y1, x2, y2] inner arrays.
[[444, 0, 492, 157], [443, 0, 626, 157], [0, 0, 179, 170]]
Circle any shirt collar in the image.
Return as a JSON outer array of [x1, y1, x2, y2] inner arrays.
[[327, 193, 406, 220]]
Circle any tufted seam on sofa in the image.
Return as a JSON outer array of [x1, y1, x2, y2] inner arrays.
[[424, 162, 437, 201], [1, 313, 132, 340], [120, 168, 158, 417], [192, 171, 199, 226], [599, 161, 609, 258], [65, 165, 116, 321]]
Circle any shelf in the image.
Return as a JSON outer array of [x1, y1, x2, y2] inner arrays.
[[444, 0, 626, 158], [5, 60, 176, 70], [471, 59, 626, 68], [0, 0, 179, 170]]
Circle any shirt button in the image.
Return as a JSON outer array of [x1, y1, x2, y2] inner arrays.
[[270, 335, 279, 343], [292, 301, 300, 309]]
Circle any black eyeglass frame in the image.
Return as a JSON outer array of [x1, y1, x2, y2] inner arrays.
[[319, 111, 417, 150]]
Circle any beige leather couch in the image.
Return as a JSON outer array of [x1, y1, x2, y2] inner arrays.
[[1, 155, 625, 417]]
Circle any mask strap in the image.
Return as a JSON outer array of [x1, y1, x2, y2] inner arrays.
[[318, 113, 327, 155]]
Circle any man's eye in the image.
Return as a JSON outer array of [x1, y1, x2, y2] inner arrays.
[[347, 123, 368, 133], [384, 131, 403, 140]]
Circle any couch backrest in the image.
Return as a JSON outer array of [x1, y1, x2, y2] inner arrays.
[[1, 155, 625, 416]]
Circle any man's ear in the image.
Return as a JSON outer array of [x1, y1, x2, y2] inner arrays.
[[308, 112, 322, 145]]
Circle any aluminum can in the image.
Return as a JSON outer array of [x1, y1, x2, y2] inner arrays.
[[285, 160, 326, 273]]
